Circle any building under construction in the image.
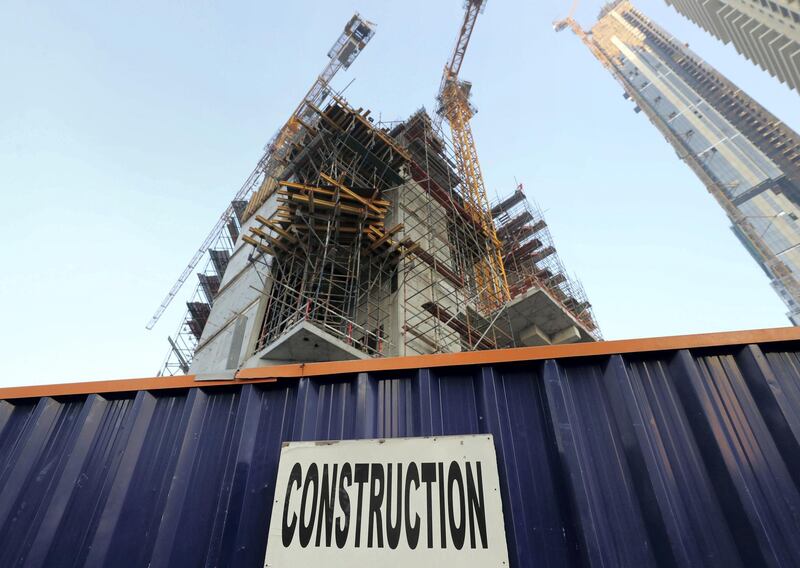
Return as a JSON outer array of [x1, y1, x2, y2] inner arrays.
[[158, 8, 599, 376], [556, 0, 800, 325]]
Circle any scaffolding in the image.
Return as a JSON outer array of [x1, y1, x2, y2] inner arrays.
[[247, 101, 408, 357], [147, 13, 375, 341], [239, 98, 599, 361], [393, 110, 517, 354], [158, 202, 246, 376], [161, 95, 600, 375], [157, 8, 600, 375], [494, 187, 601, 339]]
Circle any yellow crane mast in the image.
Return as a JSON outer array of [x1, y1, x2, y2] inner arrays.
[[437, 0, 510, 312]]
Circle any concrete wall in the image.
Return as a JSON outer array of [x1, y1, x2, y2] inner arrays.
[[396, 178, 463, 355], [189, 192, 279, 374]]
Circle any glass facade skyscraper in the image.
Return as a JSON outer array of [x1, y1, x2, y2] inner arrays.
[[577, 1, 800, 323], [664, 0, 800, 92]]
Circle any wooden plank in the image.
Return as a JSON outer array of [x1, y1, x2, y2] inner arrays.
[[249, 226, 291, 252], [368, 223, 404, 251], [285, 193, 382, 218], [320, 172, 383, 215], [255, 214, 297, 243], [242, 235, 276, 256]]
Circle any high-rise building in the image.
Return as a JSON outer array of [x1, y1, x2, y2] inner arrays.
[[162, 104, 601, 375], [664, 0, 800, 92], [557, 1, 800, 323], [168, 105, 600, 375], [156, 12, 600, 376]]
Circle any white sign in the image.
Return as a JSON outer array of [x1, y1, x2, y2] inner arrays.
[[264, 435, 509, 567]]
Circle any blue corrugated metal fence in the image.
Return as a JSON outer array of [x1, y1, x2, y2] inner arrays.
[[1, 341, 800, 566]]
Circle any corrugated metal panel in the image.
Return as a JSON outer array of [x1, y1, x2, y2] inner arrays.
[[2, 340, 800, 566]]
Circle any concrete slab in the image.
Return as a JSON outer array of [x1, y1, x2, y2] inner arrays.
[[552, 325, 582, 345], [504, 286, 594, 345], [254, 321, 369, 363], [519, 324, 550, 347]]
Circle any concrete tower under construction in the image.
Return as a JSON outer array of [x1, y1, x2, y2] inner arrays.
[[557, 0, 800, 324], [157, 10, 599, 376]]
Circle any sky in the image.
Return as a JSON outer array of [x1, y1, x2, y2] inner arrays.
[[0, 0, 798, 387]]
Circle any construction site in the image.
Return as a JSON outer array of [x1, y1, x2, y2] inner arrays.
[[154, 5, 599, 376], [9, 2, 800, 567]]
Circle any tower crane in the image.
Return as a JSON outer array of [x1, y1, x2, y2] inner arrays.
[[553, 0, 610, 65], [437, 0, 510, 312], [553, 0, 579, 33], [146, 14, 375, 330]]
